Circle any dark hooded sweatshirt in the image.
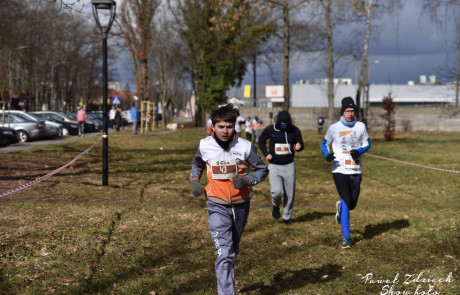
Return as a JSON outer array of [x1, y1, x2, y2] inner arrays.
[[258, 110, 304, 165]]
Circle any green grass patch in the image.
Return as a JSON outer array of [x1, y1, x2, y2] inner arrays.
[[0, 129, 458, 294]]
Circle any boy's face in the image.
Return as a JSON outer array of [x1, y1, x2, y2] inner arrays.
[[212, 120, 235, 142], [343, 108, 355, 122]]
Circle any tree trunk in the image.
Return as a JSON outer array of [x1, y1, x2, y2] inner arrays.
[[355, 0, 372, 121], [325, 0, 335, 122], [282, 0, 290, 111], [253, 53, 257, 107], [456, 33, 459, 108]]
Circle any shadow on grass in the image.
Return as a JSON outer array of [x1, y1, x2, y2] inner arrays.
[[0, 267, 17, 295], [67, 208, 212, 295], [294, 211, 335, 223], [355, 219, 410, 243], [240, 263, 342, 294]]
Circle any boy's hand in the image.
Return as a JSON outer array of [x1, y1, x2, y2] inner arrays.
[[233, 176, 250, 189], [350, 150, 360, 161], [326, 153, 335, 162], [191, 180, 204, 197]]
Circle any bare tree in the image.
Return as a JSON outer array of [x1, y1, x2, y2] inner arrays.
[[150, 9, 191, 125], [118, 0, 160, 102], [381, 93, 396, 141], [351, 0, 403, 122], [422, 0, 460, 108], [1, 0, 103, 111], [43, 0, 83, 12], [262, 0, 310, 111]]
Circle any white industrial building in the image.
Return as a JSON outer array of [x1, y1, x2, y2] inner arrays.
[[231, 76, 458, 108], [291, 83, 456, 107]]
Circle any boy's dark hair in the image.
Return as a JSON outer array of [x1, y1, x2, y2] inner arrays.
[[211, 104, 237, 125]]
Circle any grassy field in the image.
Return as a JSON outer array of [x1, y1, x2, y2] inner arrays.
[[0, 127, 458, 294]]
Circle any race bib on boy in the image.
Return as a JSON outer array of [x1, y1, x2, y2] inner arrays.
[[275, 143, 291, 155], [343, 152, 360, 169], [210, 159, 237, 179]]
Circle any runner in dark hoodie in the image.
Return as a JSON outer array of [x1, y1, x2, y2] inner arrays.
[[258, 110, 304, 224]]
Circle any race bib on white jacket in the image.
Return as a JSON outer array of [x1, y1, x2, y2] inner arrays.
[[210, 159, 237, 179]]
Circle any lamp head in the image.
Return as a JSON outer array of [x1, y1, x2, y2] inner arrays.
[[92, 0, 116, 35]]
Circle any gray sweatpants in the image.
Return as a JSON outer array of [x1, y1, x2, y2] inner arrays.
[[269, 162, 296, 220], [207, 200, 250, 295]]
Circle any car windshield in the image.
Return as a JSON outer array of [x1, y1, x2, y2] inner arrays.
[[11, 113, 34, 122], [87, 113, 99, 120], [42, 113, 62, 121], [26, 113, 41, 120], [55, 111, 75, 120], [33, 114, 49, 120], [91, 112, 103, 119]]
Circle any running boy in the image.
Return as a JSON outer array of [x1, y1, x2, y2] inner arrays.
[[258, 110, 304, 224], [321, 97, 371, 249], [190, 104, 268, 295]]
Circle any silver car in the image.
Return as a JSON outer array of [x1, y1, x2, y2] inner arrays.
[[7, 110, 63, 137], [0, 113, 47, 142]]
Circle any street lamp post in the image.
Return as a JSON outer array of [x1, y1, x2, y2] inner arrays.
[[51, 62, 65, 110], [8, 46, 28, 126], [92, 0, 116, 186]]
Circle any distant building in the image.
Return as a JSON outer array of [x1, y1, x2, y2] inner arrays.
[[291, 84, 455, 107]]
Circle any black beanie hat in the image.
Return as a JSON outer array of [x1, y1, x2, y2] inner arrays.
[[341, 97, 356, 114]]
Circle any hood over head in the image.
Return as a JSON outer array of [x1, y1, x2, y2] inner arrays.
[[276, 110, 292, 125]]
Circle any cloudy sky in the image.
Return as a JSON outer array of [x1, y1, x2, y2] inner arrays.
[[84, 0, 458, 90], [252, 0, 458, 87]]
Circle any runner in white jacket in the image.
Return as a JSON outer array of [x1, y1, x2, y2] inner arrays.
[[190, 104, 268, 295], [321, 97, 371, 249]]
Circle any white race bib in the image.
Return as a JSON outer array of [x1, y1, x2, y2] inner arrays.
[[210, 159, 238, 179], [343, 152, 360, 169], [275, 143, 291, 155]]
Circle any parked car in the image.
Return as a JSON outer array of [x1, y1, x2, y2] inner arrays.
[[33, 110, 96, 133], [62, 111, 97, 133], [0, 113, 47, 142], [86, 113, 103, 131], [32, 112, 79, 136], [121, 110, 133, 124], [0, 126, 19, 147], [7, 110, 62, 138], [91, 111, 129, 128]]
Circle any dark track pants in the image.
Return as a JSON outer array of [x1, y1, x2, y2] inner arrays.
[[333, 173, 362, 238], [207, 201, 250, 295], [332, 173, 362, 210]]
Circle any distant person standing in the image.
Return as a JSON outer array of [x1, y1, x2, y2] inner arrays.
[[235, 112, 245, 137], [251, 115, 262, 142], [77, 107, 88, 138], [317, 115, 325, 134], [131, 105, 138, 135], [109, 107, 116, 130], [321, 97, 371, 249], [258, 110, 304, 224], [245, 116, 252, 141], [206, 118, 213, 136], [115, 107, 123, 132]]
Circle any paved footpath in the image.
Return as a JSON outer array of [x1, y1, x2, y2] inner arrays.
[[0, 132, 102, 154], [0, 130, 173, 154]]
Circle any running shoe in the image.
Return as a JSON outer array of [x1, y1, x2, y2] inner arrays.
[[342, 237, 352, 249], [282, 219, 291, 225], [272, 206, 281, 219], [335, 201, 342, 224]]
